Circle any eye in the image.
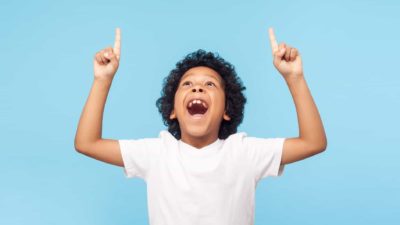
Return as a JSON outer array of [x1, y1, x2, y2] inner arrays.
[[182, 81, 191, 86], [206, 81, 216, 87]]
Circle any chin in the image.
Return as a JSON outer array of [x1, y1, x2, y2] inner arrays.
[[182, 125, 212, 139]]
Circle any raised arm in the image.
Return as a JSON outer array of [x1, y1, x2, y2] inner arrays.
[[268, 27, 327, 165], [74, 28, 124, 167]]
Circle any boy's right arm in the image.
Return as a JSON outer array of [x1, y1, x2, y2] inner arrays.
[[74, 28, 124, 167]]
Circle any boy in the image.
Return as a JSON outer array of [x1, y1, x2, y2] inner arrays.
[[74, 27, 327, 225]]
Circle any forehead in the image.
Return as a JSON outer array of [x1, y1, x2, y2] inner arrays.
[[181, 66, 223, 83]]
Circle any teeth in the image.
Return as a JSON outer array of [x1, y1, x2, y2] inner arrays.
[[191, 99, 201, 104], [188, 99, 208, 108]]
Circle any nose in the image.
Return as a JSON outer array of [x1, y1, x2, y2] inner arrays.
[[191, 87, 204, 93]]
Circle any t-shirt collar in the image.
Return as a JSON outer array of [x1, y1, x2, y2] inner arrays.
[[178, 137, 223, 157]]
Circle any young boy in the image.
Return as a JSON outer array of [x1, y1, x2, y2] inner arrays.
[[74, 27, 327, 225]]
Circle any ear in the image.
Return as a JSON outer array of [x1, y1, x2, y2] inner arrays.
[[223, 111, 231, 121], [169, 110, 176, 120]]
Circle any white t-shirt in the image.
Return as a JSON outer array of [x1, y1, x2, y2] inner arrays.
[[119, 130, 285, 225]]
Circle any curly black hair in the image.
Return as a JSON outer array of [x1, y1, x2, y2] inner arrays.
[[156, 49, 246, 139]]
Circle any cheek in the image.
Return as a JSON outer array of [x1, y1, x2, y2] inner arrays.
[[172, 97, 179, 111], [218, 90, 226, 105], [173, 92, 184, 112], [212, 92, 227, 113]]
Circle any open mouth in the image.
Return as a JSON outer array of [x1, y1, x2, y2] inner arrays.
[[187, 99, 208, 116]]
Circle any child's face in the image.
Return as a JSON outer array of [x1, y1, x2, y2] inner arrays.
[[170, 66, 231, 141]]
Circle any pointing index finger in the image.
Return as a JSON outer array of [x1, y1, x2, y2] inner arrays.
[[114, 27, 121, 60], [268, 27, 278, 54]]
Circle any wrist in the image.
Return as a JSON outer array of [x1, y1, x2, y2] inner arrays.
[[93, 77, 113, 90], [94, 76, 113, 84], [284, 73, 305, 86]]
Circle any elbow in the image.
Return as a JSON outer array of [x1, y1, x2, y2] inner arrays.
[[318, 143, 327, 153], [322, 135, 328, 151], [74, 139, 99, 155], [74, 139, 86, 154], [74, 143, 82, 153], [315, 137, 328, 153], [305, 136, 327, 154]]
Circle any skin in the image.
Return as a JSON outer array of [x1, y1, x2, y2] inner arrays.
[[268, 28, 327, 164], [74, 28, 124, 166], [169, 66, 231, 149], [74, 27, 327, 168]]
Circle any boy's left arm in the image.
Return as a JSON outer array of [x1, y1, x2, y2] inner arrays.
[[268, 28, 327, 165]]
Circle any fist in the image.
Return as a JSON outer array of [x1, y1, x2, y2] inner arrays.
[[268, 28, 303, 81], [94, 28, 121, 81]]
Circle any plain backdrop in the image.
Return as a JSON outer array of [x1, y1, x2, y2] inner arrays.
[[1, 0, 399, 224]]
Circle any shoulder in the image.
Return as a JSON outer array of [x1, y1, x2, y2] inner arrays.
[[223, 132, 285, 148], [159, 130, 179, 145], [119, 131, 168, 151], [120, 130, 179, 151], [224, 132, 248, 142], [221, 132, 248, 150]]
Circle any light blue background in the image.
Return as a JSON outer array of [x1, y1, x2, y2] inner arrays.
[[1, 0, 399, 224]]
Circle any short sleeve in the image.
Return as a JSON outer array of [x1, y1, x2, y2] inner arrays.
[[118, 138, 159, 180], [243, 136, 286, 181]]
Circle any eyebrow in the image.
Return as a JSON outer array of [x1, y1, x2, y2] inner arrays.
[[182, 73, 222, 83]]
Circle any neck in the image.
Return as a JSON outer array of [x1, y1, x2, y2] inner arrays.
[[180, 132, 219, 149]]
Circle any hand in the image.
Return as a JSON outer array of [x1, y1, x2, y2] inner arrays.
[[93, 28, 121, 81], [268, 27, 303, 81]]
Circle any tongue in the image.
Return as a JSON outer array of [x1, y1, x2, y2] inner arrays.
[[188, 104, 207, 115]]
